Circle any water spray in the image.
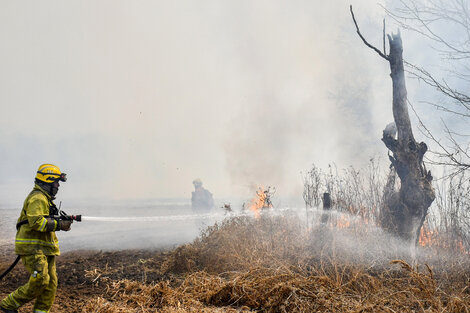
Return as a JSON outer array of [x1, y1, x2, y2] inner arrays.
[[1, 206, 359, 281], [48, 206, 357, 226], [81, 211, 245, 223], [78, 207, 299, 223]]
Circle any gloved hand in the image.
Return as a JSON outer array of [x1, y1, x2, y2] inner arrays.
[[57, 220, 72, 231]]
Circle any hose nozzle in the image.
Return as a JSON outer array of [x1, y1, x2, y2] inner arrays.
[[71, 215, 82, 222]]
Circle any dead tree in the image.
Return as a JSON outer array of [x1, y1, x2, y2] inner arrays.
[[351, 6, 435, 244], [386, 0, 470, 177]]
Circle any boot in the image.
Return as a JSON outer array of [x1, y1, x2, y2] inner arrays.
[[0, 306, 18, 313]]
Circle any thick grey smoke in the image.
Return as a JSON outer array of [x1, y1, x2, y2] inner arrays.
[[0, 0, 452, 206]]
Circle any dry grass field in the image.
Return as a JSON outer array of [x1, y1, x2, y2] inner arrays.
[[1, 212, 469, 312], [80, 213, 470, 313]]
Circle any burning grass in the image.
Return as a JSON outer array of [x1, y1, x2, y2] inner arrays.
[[83, 213, 470, 312]]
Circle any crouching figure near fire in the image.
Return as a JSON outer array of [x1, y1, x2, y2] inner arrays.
[[1, 164, 72, 313], [191, 178, 214, 214]]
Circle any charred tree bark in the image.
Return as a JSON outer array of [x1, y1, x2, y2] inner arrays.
[[351, 7, 435, 244], [380, 32, 435, 244]]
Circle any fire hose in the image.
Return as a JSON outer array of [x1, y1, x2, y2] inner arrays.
[[0, 211, 81, 281], [0, 256, 20, 281]]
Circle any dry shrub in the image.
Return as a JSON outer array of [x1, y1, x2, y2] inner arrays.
[[82, 277, 251, 313], [83, 214, 470, 313], [161, 214, 308, 274]]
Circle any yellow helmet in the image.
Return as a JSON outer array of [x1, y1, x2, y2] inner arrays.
[[35, 164, 67, 183]]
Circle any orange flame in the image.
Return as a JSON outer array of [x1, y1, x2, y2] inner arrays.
[[418, 225, 468, 254], [418, 226, 438, 247], [336, 214, 351, 228], [249, 187, 271, 218]]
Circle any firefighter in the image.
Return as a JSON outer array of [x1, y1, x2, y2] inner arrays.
[[191, 178, 214, 213], [0, 164, 72, 313]]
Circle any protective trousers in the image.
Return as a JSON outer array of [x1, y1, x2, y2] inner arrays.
[[0, 254, 57, 313]]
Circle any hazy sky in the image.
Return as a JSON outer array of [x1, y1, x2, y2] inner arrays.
[[0, 0, 460, 205]]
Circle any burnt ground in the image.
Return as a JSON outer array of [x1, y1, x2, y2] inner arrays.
[[0, 246, 171, 313]]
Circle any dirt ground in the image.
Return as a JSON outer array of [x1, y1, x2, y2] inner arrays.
[[0, 246, 169, 313]]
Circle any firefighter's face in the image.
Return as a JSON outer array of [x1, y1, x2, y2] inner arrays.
[[51, 181, 60, 197]]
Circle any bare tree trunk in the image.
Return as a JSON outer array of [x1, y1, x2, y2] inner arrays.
[[350, 6, 435, 244], [380, 32, 435, 244]]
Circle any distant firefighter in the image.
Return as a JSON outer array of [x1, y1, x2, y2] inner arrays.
[[191, 179, 214, 213]]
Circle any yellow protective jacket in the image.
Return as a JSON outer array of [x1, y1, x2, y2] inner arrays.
[[15, 184, 60, 256]]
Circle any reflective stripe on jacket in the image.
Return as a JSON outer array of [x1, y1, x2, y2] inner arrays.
[[15, 185, 60, 256]]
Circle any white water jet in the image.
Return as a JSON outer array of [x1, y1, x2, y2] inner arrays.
[[80, 207, 302, 223]]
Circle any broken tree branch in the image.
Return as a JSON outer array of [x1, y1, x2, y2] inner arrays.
[[350, 5, 389, 61]]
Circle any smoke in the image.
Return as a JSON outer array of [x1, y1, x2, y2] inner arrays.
[[0, 203, 404, 257], [0, 0, 453, 206], [221, 1, 392, 197]]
